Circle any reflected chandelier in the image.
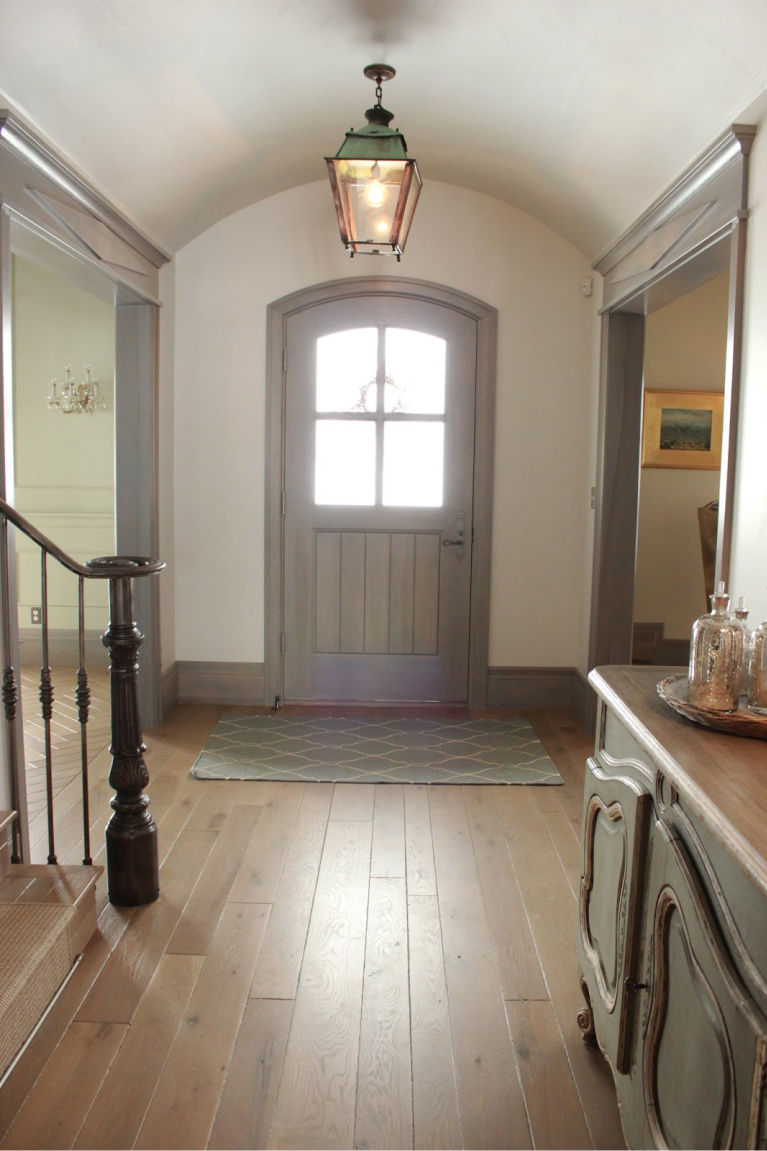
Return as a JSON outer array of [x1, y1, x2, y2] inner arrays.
[[47, 365, 105, 415]]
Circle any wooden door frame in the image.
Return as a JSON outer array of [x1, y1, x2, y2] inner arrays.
[[265, 276, 498, 709], [588, 125, 755, 716]]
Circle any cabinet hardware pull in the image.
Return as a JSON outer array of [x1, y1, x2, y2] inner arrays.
[[624, 976, 648, 995]]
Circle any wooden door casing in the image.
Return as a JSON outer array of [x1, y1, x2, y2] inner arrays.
[[283, 291, 477, 704]]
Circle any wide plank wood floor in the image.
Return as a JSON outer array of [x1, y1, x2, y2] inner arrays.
[[0, 703, 626, 1150]]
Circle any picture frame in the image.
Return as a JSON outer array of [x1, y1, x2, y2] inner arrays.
[[641, 389, 724, 470]]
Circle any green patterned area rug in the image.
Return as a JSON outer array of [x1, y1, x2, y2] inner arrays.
[[191, 715, 562, 785]]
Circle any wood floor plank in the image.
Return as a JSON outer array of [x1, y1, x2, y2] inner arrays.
[[0, 1022, 126, 1150], [430, 801, 532, 1150], [229, 785, 305, 903], [507, 999, 593, 1150], [208, 998, 293, 1151], [370, 784, 405, 878], [74, 953, 204, 1149], [167, 804, 262, 954], [328, 783, 375, 821], [542, 808, 583, 898], [75, 828, 217, 1024], [249, 784, 333, 999], [269, 820, 372, 1150], [135, 903, 271, 1150], [462, 787, 548, 1000], [0, 901, 134, 1141], [493, 787, 625, 1150], [404, 786, 436, 897], [355, 877, 412, 1150], [407, 895, 462, 1150]]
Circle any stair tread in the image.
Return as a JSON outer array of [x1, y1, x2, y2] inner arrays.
[[2, 863, 102, 906]]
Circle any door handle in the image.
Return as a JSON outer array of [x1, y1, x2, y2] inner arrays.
[[442, 511, 465, 559]]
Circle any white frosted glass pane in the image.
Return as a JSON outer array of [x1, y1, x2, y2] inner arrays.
[[316, 328, 378, 412], [315, 421, 376, 505], [383, 423, 444, 507], [384, 329, 446, 413]]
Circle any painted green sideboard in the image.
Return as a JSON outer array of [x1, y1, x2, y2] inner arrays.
[[578, 665, 767, 1150]]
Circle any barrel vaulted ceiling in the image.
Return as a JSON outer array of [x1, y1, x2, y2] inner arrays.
[[2, 0, 767, 257]]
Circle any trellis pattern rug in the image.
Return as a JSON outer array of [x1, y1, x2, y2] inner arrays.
[[191, 715, 562, 785]]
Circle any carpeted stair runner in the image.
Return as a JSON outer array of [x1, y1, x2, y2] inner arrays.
[[0, 901, 75, 1080]]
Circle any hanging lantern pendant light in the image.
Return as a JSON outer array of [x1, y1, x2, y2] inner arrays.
[[326, 64, 422, 260]]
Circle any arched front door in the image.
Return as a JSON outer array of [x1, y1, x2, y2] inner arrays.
[[266, 278, 497, 706]]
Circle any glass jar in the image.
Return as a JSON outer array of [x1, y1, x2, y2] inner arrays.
[[734, 597, 752, 697], [748, 619, 767, 715], [688, 582, 745, 712]]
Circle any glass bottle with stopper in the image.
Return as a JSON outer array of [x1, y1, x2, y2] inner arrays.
[[734, 596, 752, 697], [748, 612, 767, 716], [688, 581, 746, 712]]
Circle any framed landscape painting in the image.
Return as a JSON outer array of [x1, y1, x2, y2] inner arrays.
[[641, 389, 724, 470]]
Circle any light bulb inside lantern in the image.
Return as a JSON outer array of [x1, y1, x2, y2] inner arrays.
[[375, 220, 389, 234], [364, 164, 387, 207]]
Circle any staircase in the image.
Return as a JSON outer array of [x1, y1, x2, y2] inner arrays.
[[0, 810, 101, 1082]]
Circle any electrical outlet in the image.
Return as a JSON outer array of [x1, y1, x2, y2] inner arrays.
[[31, 606, 41, 625]]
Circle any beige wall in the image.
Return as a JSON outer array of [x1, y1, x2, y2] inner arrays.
[[173, 180, 600, 671], [159, 261, 176, 670], [633, 273, 729, 639], [11, 255, 115, 632]]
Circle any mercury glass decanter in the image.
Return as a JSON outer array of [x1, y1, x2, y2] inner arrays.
[[688, 582, 745, 712], [748, 617, 767, 715], [734, 596, 752, 697]]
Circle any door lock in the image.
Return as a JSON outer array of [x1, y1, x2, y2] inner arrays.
[[442, 511, 465, 559]]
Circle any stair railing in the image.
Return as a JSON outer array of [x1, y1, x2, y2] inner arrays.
[[0, 496, 164, 906]]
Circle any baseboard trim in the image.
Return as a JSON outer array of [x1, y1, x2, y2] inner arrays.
[[176, 661, 265, 706], [172, 660, 594, 717], [162, 662, 179, 715], [18, 628, 109, 668], [487, 665, 588, 717]]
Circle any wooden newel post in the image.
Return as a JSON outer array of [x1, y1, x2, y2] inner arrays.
[[88, 557, 162, 906]]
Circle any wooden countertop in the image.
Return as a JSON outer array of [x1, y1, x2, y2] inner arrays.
[[590, 665, 767, 898]]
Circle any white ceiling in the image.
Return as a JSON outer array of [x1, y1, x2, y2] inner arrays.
[[2, 0, 767, 257]]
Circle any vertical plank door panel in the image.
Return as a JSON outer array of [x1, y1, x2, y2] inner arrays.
[[388, 533, 415, 654], [315, 532, 341, 653], [364, 533, 391, 653], [340, 532, 366, 653], [413, 533, 440, 655]]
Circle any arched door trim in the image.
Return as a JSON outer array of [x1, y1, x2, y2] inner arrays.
[[265, 276, 498, 708]]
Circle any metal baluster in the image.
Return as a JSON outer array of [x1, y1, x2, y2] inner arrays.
[[0, 519, 22, 863], [76, 576, 92, 865], [39, 551, 56, 864]]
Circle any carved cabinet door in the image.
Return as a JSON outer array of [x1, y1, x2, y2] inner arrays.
[[636, 820, 767, 1150], [578, 756, 652, 1073]]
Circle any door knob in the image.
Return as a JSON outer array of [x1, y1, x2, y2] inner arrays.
[[442, 511, 465, 559]]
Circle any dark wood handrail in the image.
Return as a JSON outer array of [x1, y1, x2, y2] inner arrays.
[[0, 497, 164, 905], [0, 496, 165, 580]]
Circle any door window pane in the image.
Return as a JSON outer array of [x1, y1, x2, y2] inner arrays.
[[384, 329, 446, 413], [383, 422, 444, 506], [315, 421, 376, 504], [316, 328, 378, 412]]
